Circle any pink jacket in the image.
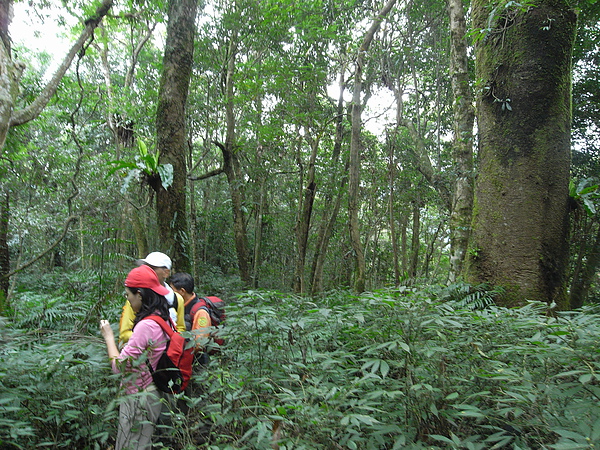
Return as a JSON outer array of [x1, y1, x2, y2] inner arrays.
[[112, 318, 167, 394]]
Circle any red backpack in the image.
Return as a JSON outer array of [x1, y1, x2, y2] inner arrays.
[[142, 315, 194, 394]]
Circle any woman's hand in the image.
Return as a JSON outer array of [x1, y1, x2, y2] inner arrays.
[[100, 319, 114, 340], [100, 319, 119, 361]]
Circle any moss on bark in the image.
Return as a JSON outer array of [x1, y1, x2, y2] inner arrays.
[[465, 0, 577, 308]]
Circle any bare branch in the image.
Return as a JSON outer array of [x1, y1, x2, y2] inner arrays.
[[1, 215, 79, 279], [188, 166, 224, 181], [9, 0, 114, 127]]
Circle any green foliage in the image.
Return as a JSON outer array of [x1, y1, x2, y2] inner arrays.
[[5, 286, 600, 448], [0, 324, 119, 448], [570, 177, 600, 216], [193, 288, 600, 448], [108, 138, 174, 193], [434, 282, 505, 310]]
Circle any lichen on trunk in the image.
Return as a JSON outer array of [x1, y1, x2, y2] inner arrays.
[[154, 0, 198, 272], [465, 0, 577, 307]]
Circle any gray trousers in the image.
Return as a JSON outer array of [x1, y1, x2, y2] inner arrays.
[[116, 384, 163, 450]]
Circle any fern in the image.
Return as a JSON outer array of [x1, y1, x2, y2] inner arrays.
[[11, 293, 91, 331], [437, 281, 504, 309]]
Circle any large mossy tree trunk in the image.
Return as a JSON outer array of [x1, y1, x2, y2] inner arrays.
[[466, 0, 577, 307], [155, 0, 198, 272]]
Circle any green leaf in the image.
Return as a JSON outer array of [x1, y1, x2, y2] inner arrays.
[[552, 428, 588, 440], [579, 373, 593, 384], [107, 160, 137, 176], [158, 164, 173, 189], [399, 341, 411, 353], [379, 360, 390, 378], [554, 370, 586, 378], [138, 152, 158, 173], [583, 197, 596, 215], [429, 434, 455, 444], [138, 138, 148, 157]]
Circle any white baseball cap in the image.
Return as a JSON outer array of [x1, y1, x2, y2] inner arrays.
[[138, 252, 172, 269]]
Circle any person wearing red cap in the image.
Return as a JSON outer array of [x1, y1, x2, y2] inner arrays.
[[100, 265, 171, 450], [118, 252, 185, 344]]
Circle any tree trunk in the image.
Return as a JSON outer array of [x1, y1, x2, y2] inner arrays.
[[466, 0, 577, 307], [388, 138, 400, 287], [0, 0, 21, 153], [0, 0, 13, 309], [252, 179, 265, 289], [219, 141, 251, 286], [155, 0, 197, 272], [251, 139, 265, 289], [188, 140, 197, 276], [126, 202, 148, 258], [220, 31, 251, 287], [447, 0, 475, 282], [310, 180, 346, 294], [310, 66, 348, 295], [293, 137, 318, 294], [0, 190, 8, 310], [400, 212, 408, 276], [409, 201, 420, 278], [349, 0, 397, 293], [424, 222, 443, 278]]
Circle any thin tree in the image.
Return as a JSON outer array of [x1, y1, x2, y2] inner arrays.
[[349, 0, 397, 293], [215, 29, 252, 286], [447, 0, 475, 282], [310, 66, 349, 295], [293, 133, 318, 294]]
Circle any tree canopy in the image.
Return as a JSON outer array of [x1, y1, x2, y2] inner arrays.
[[1, 0, 598, 306]]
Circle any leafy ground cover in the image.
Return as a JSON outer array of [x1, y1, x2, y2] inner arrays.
[[2, 282, 600, 449]]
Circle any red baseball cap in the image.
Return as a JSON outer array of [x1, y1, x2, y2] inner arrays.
[[124, 265, 169, 296]]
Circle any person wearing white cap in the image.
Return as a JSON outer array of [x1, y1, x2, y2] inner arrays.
[[118, 252, 186, 344]]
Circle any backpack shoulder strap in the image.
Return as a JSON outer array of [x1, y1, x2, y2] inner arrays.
[[174, 292, 184, 310], [189, 296, 205, 315], [185, 296, 199, 315], [143, 315, 175, 337]]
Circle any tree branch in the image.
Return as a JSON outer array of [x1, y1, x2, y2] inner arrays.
[[9, 0, 114, 127], [1, 215, 79, 279], [186, 140, 227, 180], [188, 166, 225, 181]]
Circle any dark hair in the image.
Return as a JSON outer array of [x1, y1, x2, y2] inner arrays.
[[170, 272, 194, 293], [130, 287, 170, 327]]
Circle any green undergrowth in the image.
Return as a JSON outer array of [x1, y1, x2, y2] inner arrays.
[[2, 284, 600, 449]]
